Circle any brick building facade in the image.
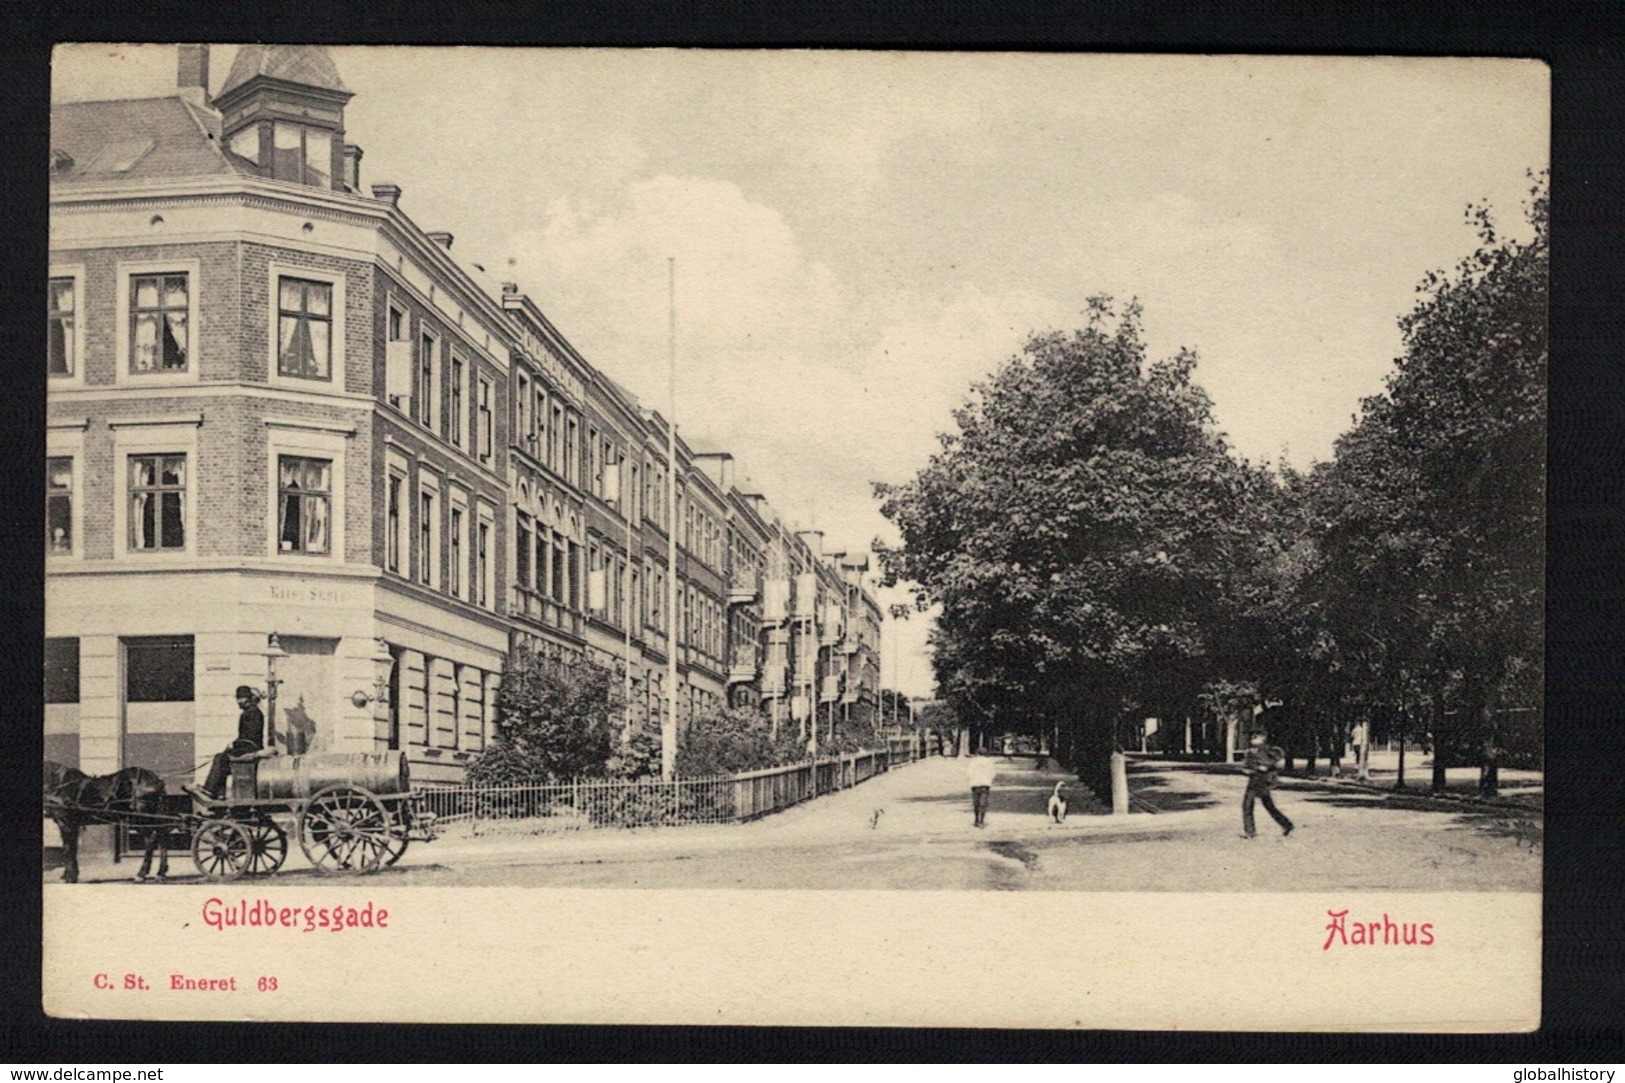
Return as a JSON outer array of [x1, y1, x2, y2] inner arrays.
[[46, 45, 882, 800]]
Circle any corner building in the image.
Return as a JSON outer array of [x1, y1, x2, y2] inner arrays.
[[46, 45, 883, 800]]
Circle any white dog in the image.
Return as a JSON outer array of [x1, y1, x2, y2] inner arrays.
[[1047, 782, 1068, 823]]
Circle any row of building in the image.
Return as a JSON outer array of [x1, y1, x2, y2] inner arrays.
[[46, 45, 884, 785]]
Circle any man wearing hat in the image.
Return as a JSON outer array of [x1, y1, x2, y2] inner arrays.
[[191, 686, 267, 801], [1241, 729, 1294, 838]]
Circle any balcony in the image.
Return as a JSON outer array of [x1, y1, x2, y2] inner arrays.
[[727, 573, 760, 606], [727, 647, 760, 685], [510, 586, 582, 638]]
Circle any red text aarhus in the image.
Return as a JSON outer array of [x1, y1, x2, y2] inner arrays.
[[1322, 909, 1433, 950]]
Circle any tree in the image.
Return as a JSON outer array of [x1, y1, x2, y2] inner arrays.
[[876, 298, 1259, 800], [467, 651, 623, 784], [1309, 175, 1547, 792]]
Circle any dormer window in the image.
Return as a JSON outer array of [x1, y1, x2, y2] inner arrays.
[[272, 122, 332, 187]]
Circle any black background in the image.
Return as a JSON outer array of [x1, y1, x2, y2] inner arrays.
[[3, 0, 1621, 1064]]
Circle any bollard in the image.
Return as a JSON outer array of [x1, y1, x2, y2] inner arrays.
[[1111, 750, 1130, 815]]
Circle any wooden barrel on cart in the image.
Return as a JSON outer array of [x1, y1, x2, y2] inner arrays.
[[254, 751, 409, 801]]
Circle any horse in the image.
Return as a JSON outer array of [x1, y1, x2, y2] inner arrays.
[[44, 761, 171, 883]]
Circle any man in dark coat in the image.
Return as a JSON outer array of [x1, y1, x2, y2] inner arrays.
[[193, 686, 266, 800], [1241, 729, 1294, 838]]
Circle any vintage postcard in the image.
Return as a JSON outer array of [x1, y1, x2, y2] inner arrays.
[[44, 46, 1546, 1029]]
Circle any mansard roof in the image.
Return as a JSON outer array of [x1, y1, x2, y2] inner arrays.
[[50, 95, 246, 183]]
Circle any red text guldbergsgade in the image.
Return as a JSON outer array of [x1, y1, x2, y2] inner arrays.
[[201, 897, 389, 932]]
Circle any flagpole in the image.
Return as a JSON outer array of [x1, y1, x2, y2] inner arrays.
[[662, 257, 679, 783]]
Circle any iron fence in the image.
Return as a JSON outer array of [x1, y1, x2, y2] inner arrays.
[[418, 746, 921, 834]]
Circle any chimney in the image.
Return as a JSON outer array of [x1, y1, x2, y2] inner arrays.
[[342, 144, 363, 192], [500, 282, 519, 296], [176, 44, 210, 109], [426, 231, 454, 250], [371, 183, 402, 206]]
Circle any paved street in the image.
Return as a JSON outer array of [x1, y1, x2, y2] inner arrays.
[[49, 755, 1541, 891]]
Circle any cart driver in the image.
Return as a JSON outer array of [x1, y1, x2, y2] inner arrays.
[[188, 686, 268, 801]]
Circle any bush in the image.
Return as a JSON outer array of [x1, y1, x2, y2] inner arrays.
[[467, 652, 622, 784], [677, 706, 806, 777]]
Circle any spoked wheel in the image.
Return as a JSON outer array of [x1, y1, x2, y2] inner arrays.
[[242, 817, 289, 876], [191, 820, 252, 881], [298, 785, 392, 875], [381, 800, 411, 867]]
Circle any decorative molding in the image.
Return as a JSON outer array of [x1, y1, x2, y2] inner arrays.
[[107, 413, 204, 429], [263, 416, 357, 437], [47, 417, 90, 432], [50, 382, 376, 408]]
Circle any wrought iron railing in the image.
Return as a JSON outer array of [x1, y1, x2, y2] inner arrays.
[[417, 745, 929, 835]]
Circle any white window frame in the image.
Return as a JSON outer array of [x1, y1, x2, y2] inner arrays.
[[45, 424, 85, 561], [418, 329, 440, 433], [449, 352, 467, 448], [47, 265, 86, 388], [417, 469, 441, 589], [116, 259, 201, 387], [110, 417, 201, 560], [476, 502, 495, 609], [267, 262, 347, 391], [385, 449, 410, 576], [477, 375, 494, 465], [264, 423, 348, 563], [448, 486, 470, 601]]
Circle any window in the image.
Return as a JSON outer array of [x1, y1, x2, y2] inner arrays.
[[449, 356, 464, 445], [47, 457, 73, 555], [517, 374, 531, 446], [515, 513, 532, 592], [388, 306, 404, 342], [130, 273, 189, 373], [476, 516, 491, 608], [124, 635, 194, 703], [550, 403, 563, 471], [477, 377, 493, 464], [419, 333, 438, 429], [449, 503, 465, 598], [271, 121, 332, 187], [388, 474, 404, 572], [276, 277, 333, 380], [551, 533, 567, 604], [45, 637, 80, 705], [48, 277, 76, 378], [419, 485, 437, 587], [448, 665, 463, 751], [128, 454, 186, 550], [566, 416, 579, 486], [276, 456, 332, 555]]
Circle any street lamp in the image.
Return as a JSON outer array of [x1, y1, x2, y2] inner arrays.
[[264, 632, 289, 751], [350, 637, 395, 710]]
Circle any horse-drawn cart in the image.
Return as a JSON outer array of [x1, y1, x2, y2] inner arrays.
[[187, 750, 434, 879], [44, 750, 436, 883]]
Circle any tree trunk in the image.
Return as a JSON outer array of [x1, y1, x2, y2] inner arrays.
[[1074, 709, 1115, 806], [1429, 694, 1449, 793]]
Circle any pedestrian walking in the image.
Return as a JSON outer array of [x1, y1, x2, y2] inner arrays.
[[966, 753, 996, 828], [1241, 729, 1294, 838]]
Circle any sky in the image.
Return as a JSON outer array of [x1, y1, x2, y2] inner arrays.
[[52, 46, 1548, 698]]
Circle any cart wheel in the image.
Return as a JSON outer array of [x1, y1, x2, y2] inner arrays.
[[298, 786, 391, 875], [191, 820, 252, 881], [381, 800, 411, 867], [242, 817, 289, 876]]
